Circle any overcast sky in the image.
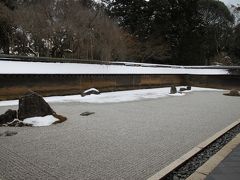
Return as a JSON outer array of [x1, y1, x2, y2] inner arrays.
[[221, 0, 239, 5]]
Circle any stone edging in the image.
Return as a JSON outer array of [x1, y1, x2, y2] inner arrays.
[[147, 119, 240, 180], [187, 133, 240, 180]]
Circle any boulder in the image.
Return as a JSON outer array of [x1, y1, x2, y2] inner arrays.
[[0, 109, 17, 125], [170, 86, 177, 94], [18, 92, 55, 120], [82, 88, 100, 97], [224, 89, 240, 96]]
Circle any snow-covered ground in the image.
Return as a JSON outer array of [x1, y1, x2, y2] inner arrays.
[[23, 115, 59, 127], [0, 87, 223, 106], [0, 61, 228, 75]]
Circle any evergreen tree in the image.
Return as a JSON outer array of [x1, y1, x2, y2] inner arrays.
[[107, 0, 205, 64], [231, 24, 240, 64], [198, 0, 234, 64], [106, 0, 150, 41], [106, 0, 235, 65], [0, 0, 16, 9]]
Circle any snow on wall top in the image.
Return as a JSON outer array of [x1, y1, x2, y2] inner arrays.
[[0, 60, 229, 75]]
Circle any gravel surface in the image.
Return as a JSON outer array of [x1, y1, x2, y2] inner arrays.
[[0, 91, 240, 180], [165, 124, 240, 180]]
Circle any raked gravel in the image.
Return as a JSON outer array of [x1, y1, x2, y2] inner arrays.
[[0, 91, 240, 180]]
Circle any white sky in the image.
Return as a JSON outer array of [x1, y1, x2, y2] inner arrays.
[[221, 0, 239, 5], [96, 0, 238, 6]]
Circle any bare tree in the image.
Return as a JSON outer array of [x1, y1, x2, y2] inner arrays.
[[0, 2, 14, 54], [13, 0, 126, 61]]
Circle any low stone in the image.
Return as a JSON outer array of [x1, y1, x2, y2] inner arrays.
[[7, 119, 32, 127], [223, 89, 240, 96], [0, 109, 17, 125], [18, 91, 55, 120], [7, 119, 20, 127], [4, 131, 18, 136], [180, 88, 187, 92], [15, 122, 25, 127], [82, 88, 100, 97], [170, 85, 177, 94], [80, 112, 95, 116]]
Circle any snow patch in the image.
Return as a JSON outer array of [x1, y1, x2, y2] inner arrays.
[[83, 88, 99, 94], [0, 87, 223, 106], [23, 115, 59, 127], [0, 100, 18, 106], [168, 93, 186, 97]]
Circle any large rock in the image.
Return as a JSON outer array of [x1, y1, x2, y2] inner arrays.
[[0, 109, 17, 125], [18, 92, 55, 120], [170, 86, 177, 94], [224, 89, 240, 97]]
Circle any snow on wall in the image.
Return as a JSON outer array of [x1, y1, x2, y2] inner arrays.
[[0, 60, 228, 75]]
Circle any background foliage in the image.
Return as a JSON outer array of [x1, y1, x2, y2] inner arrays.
[[0, 0, 239, 65]]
